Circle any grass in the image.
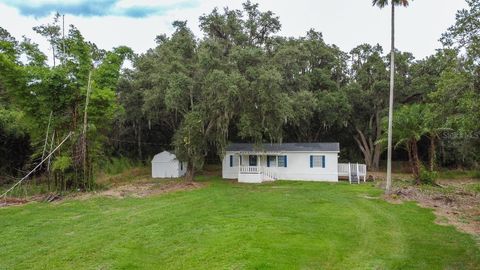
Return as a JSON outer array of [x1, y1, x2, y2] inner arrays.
[[98, 156, 144, 176], [1, 176, 479, 269], [437, 169, 480, 180]]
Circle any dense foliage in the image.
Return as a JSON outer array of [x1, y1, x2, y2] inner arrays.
[[1, 1, 479, 185]]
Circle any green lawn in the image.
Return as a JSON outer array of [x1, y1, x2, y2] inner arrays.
[[1, 177, 479, 269]]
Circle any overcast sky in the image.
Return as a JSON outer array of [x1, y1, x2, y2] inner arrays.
[[0, 0, 468, 63]]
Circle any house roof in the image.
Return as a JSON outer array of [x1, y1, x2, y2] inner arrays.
[[225, 143, 340, 152]]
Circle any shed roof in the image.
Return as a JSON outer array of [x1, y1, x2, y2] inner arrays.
[[152, 151, 178, 163], [225, 143, 340, 152]]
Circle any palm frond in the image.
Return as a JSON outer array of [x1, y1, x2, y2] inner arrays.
[[373, 0, 411, 8], [372, 0, 389, 8]]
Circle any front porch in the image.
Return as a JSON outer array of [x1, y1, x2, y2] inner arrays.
[[236, 153, 279, 183]]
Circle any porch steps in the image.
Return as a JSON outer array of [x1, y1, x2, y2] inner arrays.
[[350, 174, 359, 184], [262, 174, 277, 182]]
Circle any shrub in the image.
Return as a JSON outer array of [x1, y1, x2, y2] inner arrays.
[[52, 156, 73, 173], [419, 167, 437, 185]]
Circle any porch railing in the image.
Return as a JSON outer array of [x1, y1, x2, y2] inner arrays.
[[262, 167, 276, 181], [239, 166, 277, 181], [239, 166, 261, 174]]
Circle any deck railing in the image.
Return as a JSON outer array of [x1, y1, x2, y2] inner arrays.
[[338, 163, 367, 183]]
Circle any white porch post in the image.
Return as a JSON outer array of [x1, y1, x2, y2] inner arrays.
[[356, 163, 359, 184], [348, 162, 351, 183], [238, 154, 241, 177]]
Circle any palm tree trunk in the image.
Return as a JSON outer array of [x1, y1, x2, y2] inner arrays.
[[411, 140, 421, 184], [385, 3, 395, 193]]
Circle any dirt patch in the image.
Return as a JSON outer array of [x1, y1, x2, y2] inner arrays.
[[0, 193, 65, 208], [72, 181, 205, 200], [0, 197, 29, 207], [1, 181, 205, 207], [384, 185, 480, 238]]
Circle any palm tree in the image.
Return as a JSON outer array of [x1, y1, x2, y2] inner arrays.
[[372, 0, 411, 193], [389, 104, 428, 184]]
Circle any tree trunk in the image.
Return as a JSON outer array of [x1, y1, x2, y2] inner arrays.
[[429, 136, 436, 171], [411, 140, 421, 184], [52, 45, 56, 67], [385, 3, 395, 193], [354, 127, 373, 169], [137, 121, 142, 160], [184, 162, 195, 182], [372, 110, 382, 171]]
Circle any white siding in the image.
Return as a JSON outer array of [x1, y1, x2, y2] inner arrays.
[[151, 151, 187, 178], [222, 153, 239, 179], [278, 152, 338, 181], [222, 151, 339, 182]]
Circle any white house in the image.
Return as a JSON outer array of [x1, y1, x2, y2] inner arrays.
[[151, 151, 187, 178], [222, 143, 366, 183]]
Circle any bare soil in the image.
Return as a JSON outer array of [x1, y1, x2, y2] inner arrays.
[[1, 181, 205, 207], [377, 172, 480, 239], [0, 197, 29, 207], [73, 181, 204, 200]]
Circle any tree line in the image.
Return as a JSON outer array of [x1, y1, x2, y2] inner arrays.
[[1, 1, 479, 186]]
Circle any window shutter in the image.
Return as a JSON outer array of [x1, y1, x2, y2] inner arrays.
[[322, 156, 325, 168], [284, 155, 288, 167], [267, 156, 270, 167], [310, 155, 313, 168], [229, 155, 233, 167]]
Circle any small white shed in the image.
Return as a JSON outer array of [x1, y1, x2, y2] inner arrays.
[[151, 151, 187, 178]]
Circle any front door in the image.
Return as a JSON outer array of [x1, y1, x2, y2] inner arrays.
[[249, 155, 258, 166]]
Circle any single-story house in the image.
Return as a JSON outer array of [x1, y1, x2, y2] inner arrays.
[[222, 143, 366, 183], [151, 151, 187, 178]]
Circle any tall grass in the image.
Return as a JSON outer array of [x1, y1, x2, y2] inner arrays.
[[99, 157, 143, 175]]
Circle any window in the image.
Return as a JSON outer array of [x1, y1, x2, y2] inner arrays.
[[278, 155, 287, 167], [310, 155, 325, 168], [229, 155, 240, 167], [267, 155, 276, 167], [249, 155, 257, 166]]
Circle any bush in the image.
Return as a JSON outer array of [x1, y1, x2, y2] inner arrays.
[[52, 156, 73, 173], [419, 167, 437, 185]]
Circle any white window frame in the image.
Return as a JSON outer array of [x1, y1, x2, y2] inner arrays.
[[267, 155, 277, 167], [311, 155, 325, 168]]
